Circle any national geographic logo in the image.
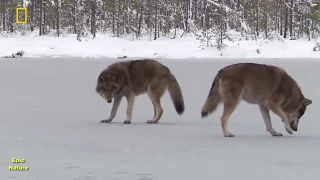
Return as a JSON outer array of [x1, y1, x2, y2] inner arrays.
[[16, 7, 28, 24]]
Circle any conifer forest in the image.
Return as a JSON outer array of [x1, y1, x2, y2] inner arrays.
[[0, 0, 320, 43]]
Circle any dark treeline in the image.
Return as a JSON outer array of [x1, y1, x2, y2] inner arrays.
[[1, 0, 320, 41]]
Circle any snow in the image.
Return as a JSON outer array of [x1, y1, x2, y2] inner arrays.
[[0, 57, 319, 180], [22, 0, 31, 7], [1, 30, 320, 59], [207, 0, 232, 12]]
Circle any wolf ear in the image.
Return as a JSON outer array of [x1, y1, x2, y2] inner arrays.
[[303, 98, 312, 106], [110, 74, 116, 81]]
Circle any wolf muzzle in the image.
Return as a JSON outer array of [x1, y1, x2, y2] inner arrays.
[[282, 120, 298, 131], [290, 121, 298, 131]]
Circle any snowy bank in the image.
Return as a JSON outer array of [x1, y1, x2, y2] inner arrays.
[[1, 31, 320, 59]]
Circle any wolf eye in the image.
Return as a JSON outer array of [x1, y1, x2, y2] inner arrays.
[[98, 75, 104, 83], [299, 108, 305, 116]]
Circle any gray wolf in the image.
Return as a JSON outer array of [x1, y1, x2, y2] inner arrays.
[[201, 63, 312, 137], [95, 59, 185, 124]]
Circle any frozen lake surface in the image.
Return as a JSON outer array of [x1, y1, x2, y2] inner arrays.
[[0, 57, 319, 180]]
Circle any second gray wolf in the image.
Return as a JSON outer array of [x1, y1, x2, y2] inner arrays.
[[201, 63, 312, 137], [95, 59, 185, 124]]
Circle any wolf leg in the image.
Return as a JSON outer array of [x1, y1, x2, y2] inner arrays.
[[147, 91, 157, 119], [220, 102, 239, 137], [146, 82, 166, 124], [259, 105, 283, 136], [101, 96, 123, 123], [219, 80, 243, 137], [266, 100, 294, 135], [146, 94, 163, 124], [123, 92, 135, 124]]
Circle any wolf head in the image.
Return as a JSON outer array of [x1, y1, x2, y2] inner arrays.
[[286, 98, 312, 131], [95, 73, 122, 103]]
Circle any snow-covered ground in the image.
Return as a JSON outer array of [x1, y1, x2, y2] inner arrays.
[[0, 57, 318, 180], [1, 31, 320, 59]]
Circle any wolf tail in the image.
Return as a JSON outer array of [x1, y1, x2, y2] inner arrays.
[[168, 73, 185, 115], [201, 70, 223, 118]]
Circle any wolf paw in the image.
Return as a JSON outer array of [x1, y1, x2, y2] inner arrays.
[[285, 128, 293, 135], [268, 129, 283, 136], [224, 132, 235, 137], [271, 132, 283, 136], [100, 119, 112, 123], [146, 120, 157, 124], [123, 120, 131, 124]]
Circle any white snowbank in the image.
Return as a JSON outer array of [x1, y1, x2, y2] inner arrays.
[[1, 30, 320, 59]]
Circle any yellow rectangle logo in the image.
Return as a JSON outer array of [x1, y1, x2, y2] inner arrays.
[[16, 8, 28, 24]]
